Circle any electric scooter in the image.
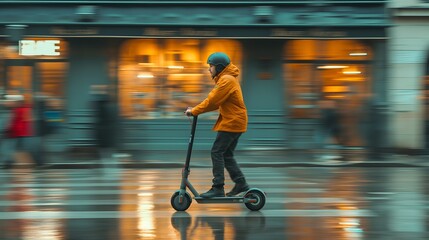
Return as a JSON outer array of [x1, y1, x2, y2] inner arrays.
[[170, 116, 266, 211]]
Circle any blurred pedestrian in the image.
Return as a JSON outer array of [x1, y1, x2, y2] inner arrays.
[[315, 98, 342, 161], [1, 94, 38, 169], [33, 93, 48, 167], [33, 93, 63, 167], [185, 52, 249, 198], [0, 95, 13, 165], [44, 98, 64, 135], [91, 85, 118, 163], [358, 93, 373, 154]]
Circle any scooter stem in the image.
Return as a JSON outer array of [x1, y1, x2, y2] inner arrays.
[[184, 115, 198, 171]]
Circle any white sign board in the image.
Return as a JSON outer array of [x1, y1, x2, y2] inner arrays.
[[19, 40, 60, 56]]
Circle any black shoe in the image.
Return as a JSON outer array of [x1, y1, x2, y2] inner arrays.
[[200, 187, 225, 198], [226, 182, 249, 197]]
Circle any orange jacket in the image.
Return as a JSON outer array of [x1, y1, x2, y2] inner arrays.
[[191, 63, 248, 132]]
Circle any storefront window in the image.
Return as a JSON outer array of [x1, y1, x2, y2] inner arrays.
[[284, 40, 372, 119], [0, 38, 68, 107], [118, 39, 242, 119], [6, 66, 33, 102], [284, 39, 372, 147], [286, 39, 371, 61], [38, 62, 68, 98]]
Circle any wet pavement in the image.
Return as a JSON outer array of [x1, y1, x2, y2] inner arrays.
[[16, 149, 429, 169], [0, 165, 428, 239]]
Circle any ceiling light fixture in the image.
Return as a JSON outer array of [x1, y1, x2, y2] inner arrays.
[[317, 65, 348, 69], [349, 52, 368, 56]]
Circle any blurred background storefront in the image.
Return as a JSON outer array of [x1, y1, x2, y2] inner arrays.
[[0, 1, 393, 152]]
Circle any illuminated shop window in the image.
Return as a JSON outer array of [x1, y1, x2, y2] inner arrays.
[[286, 39, 371, 61], [118, 39, 242, 119], [284, 40, 373, 147], [284, 39, 372, 118], [38, 62, 68, 98], [0, 39, 68, 108], [6, 66, 32, 102]]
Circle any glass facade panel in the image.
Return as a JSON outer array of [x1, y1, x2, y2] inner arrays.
[[284, 40, 372, 147], [323, 40, 372, 61], [7, 66, 32, 103], [284, 63, 318, 119], [118, 39, 242, 119], [285, 40, 318, 60], [285, 40, 372, 61], [38, 62, 68, 98], [0, 38, 68, 108]]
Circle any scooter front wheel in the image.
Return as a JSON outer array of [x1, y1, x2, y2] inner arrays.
[[244, 189, 266, 211], [171, 191, 192, 211]]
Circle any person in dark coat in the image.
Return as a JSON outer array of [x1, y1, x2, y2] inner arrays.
[[315, 98, 342, 161], [91, 85, 118, 162], [33, 94, 64, 168], [32, 93, 49, 168]]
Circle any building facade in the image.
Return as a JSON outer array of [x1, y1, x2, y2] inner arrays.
[[0, 0, 391, 151]]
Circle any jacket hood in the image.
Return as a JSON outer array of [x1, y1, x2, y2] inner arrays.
[[214, 63, 239, 82]]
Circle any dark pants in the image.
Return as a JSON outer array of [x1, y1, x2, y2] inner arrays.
[[211, 131, 245, 188]]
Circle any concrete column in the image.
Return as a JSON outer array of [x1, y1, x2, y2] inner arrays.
[[240, 39, 287, 149], [64, 39, 118, 149], [388, 24, 428, 149]]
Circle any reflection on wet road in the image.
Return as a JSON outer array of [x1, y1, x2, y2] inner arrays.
[[0, 167, 427, 239]]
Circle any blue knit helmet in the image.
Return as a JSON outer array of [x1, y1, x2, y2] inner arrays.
[[207, 52, 230, 74]]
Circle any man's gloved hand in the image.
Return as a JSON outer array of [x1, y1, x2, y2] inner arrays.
[[184, 107, 193, 116]]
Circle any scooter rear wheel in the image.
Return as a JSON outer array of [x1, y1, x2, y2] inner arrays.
[[171, 191, 192, 211], [244, 189, 266, 211]]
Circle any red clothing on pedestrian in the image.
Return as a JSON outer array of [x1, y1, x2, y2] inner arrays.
[[7, 104, 33, 138]]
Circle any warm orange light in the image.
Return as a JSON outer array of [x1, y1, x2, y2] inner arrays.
[[317, 65, 348, 69], [343, 71, 361, 75], [167, 65, 184, 69], [324, 86, 349, 93], [349, 52, 368, 56], [335, 77, 365, 82], [137, 72, 154, 79]]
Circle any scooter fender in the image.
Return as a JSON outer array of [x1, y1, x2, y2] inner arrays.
[[174, 190, 191, 204], [244, 188, 266, 196]]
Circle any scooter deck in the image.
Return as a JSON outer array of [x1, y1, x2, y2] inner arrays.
[[194, 196, 245, 204]]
